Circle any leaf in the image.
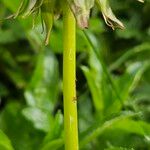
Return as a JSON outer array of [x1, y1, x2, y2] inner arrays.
[[43, 111, 63, 142], [82, 66, 104, 113], [83, 30, 124, 115], [80, 112, 137, 148], [22, 107, 52, 132], [96, 0, 124, 29], [41, 138, 63, 150], [115, 62, 150, 103], [24, 48, 59, 112], [0, 47, 27, 88], [111, 119, 150, 138], [0, 30, 17, 44], [110, 43, 150, 71], [0, 102, 44, 150], [105, 147, 134, 150], [0, 130, 14, 150], [1, 0, 21, 12], [41, 111, 64, 149]]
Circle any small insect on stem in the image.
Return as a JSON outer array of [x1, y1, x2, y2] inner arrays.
[[73, 96, 77, 103]]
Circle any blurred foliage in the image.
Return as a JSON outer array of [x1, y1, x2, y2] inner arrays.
[[0, 0, 150, 150]]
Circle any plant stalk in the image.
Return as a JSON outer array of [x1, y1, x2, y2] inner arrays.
[[63, 2, 79, 150]]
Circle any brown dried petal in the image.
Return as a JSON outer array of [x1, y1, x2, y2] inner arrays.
[[96, 0, 125, 29], [68, 0, 94, 29], [137, 0, 144, 3]]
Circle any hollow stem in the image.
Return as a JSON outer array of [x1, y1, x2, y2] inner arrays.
[[63, 2, 79, 150]]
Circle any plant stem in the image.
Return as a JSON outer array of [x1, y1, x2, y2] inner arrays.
[[63, 2, 79, 150]]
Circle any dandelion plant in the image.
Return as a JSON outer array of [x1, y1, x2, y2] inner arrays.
[[10, 0, 144, 149]]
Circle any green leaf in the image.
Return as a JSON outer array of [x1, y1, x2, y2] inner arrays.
[[0, 47, 27, 88], [83, 30, 123, 115], [0, 102, 44, 150], [22, 107, 52, 132], [24, 48, 59, 112], [110, 43, 150, 71], [41, 138, 63, 150], [105, 147, 134, 150], [43, 111, 63, 142], [115, 62, 150, 103], [1, 0, 21, 12], [41, 111, 64, 149], [111, 119, 150, 138], [80, 112, 137, 148], [82, 66, 104, 113], [0, 130, 14, 150]]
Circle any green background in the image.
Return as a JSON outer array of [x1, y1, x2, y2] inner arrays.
[[0, 0, 150, 149]]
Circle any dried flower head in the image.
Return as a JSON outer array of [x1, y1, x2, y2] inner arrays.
[[10, 0, 144, 44]]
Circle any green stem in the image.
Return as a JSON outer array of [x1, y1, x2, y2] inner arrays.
[[63, 2, 79, 150]]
